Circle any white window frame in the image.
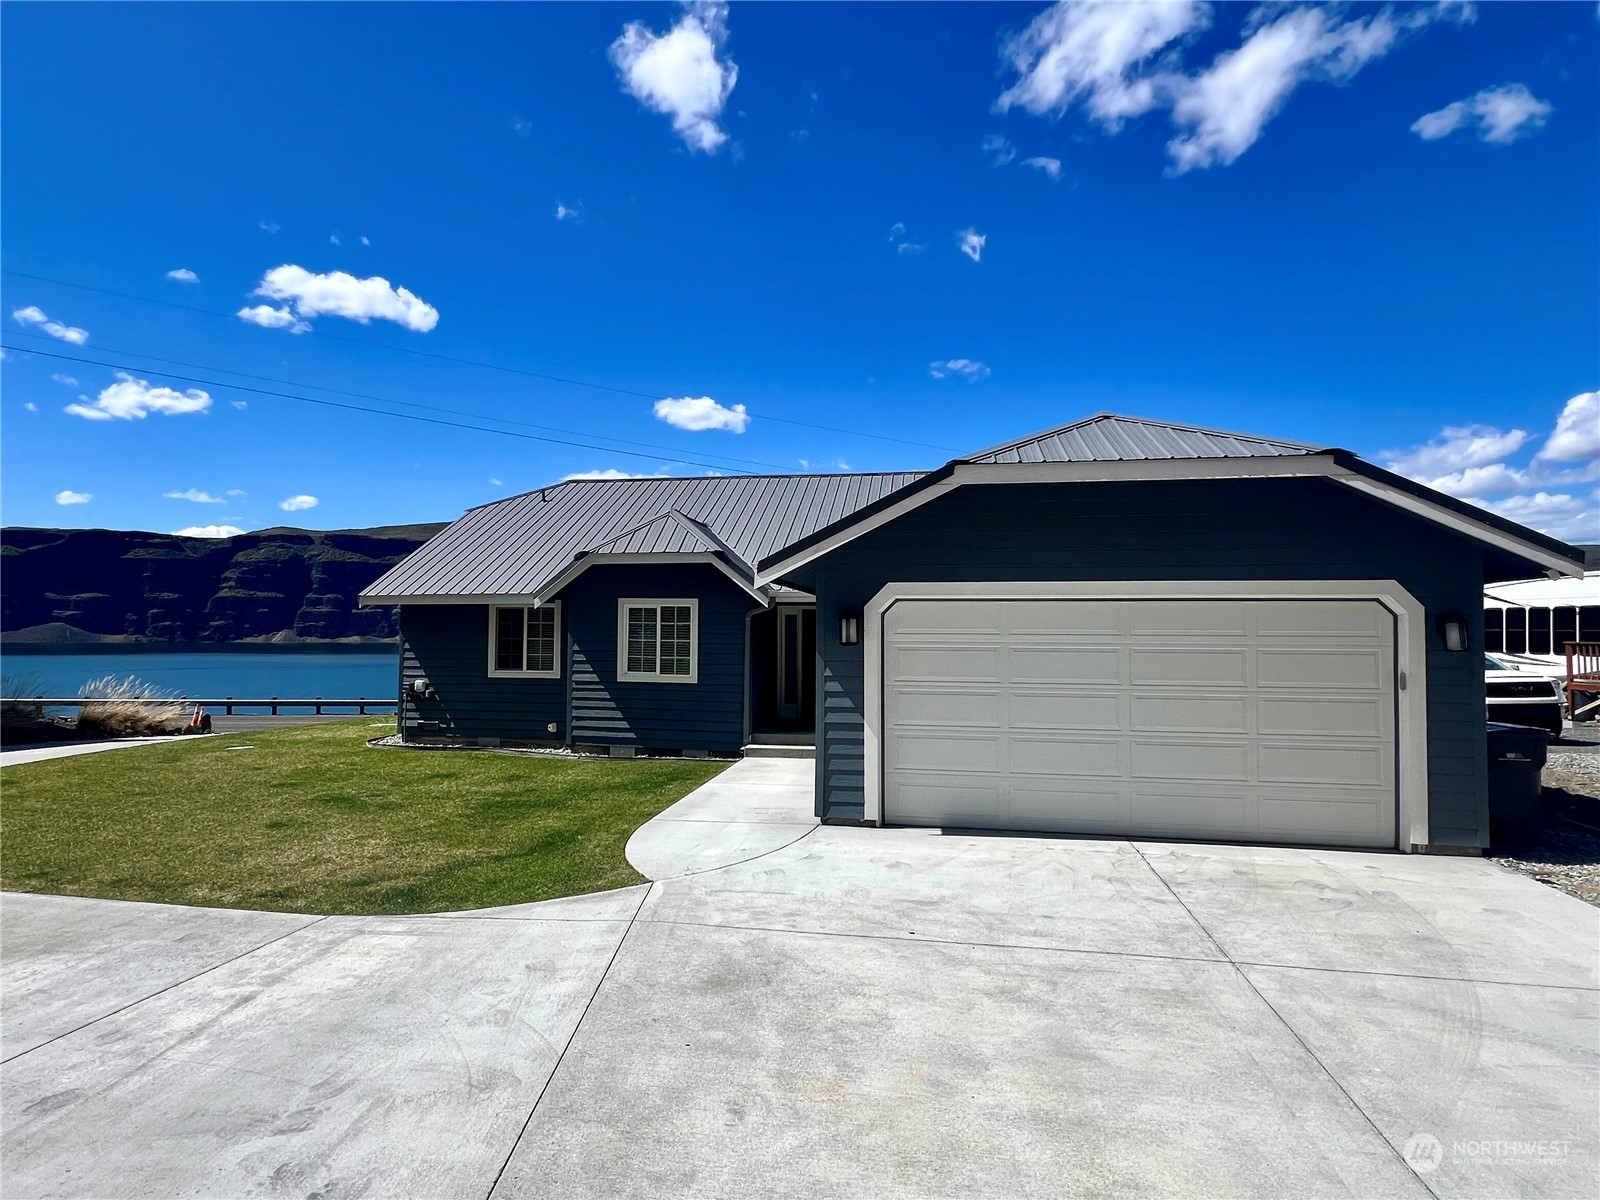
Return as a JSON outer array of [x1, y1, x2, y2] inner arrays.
[[617, 598, 699, 684], [487, 602, 562, 679]]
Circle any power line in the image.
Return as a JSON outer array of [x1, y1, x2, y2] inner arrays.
[[2, 268, 960, 453], [1, 344, 783, 477], [3, 329, 791, 473]]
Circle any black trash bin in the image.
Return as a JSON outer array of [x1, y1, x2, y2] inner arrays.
[[1486, 722, 1548, 845]]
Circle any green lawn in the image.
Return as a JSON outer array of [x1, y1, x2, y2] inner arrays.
[[0, 721, 727, 915]]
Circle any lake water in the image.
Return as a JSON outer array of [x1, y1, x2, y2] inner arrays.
[[1, 648, 399, 709]]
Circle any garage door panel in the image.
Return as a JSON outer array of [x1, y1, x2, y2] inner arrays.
[[1257, 794, 1388, 842], [1009, 691, 1122, 731], [1131, 788, 1251, 831], [886, 601, 1003, 635], [890, 733, 1002, 773], [1258, 697, 1386, 737], [1130, 649, 1250, 687], [1130, 740, 1250, 782], [1008, 737, 1122, 778], [1127, 602, 1251, 636], [891, 687, 1004, 728], [1257, 649, 1382, 689], [1258, 744, 1388, 787], [1255, 601, 1389, 638], [883, 597, 1396, 849], [1007, 647, 1121, 684], [890, 645, 1003, 682], [1130, 695, 1249, 734], [1008, 601, 1121, 636]]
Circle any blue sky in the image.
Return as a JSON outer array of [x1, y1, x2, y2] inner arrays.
[[3, 1, 1596, 541]]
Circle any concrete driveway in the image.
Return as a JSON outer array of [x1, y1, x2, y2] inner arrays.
[[3, 760, 1596, 1199]]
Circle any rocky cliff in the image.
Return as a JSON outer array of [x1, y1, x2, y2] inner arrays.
[[0, 523, 446, 643]]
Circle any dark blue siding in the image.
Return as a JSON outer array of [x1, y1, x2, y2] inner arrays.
[[807, 477, 1490, 847], [565, 563, 757, 754], [398, 604, 565, 742]]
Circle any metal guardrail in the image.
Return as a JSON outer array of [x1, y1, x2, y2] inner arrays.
[[18, 697, 398, 716]]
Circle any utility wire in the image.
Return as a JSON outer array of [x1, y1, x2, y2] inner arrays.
[[2, 268, 960, 453], [3, 329, 792, 473], [1, 344, 782, 476]]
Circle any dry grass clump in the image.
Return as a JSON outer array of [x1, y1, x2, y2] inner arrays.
[[76, 675, 189, 738]]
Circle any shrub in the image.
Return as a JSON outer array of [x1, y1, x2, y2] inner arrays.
[[76, 675, 189, 739], [1, 673, 48, 722]]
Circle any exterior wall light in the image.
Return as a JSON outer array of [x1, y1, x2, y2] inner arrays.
[[840, 614, 860, 646], [1437, 614, 1469, 652]]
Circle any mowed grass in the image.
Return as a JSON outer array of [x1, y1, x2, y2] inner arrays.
[[0, 721, 728, 915]]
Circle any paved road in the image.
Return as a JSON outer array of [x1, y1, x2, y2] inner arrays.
[[3, 760, 1596, 1198]]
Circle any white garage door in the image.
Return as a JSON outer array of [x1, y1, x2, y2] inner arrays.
[[883, 598, 1397, 848]]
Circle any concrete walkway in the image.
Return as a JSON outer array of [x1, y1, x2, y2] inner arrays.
[[0, 734, 195, 768], [625, 756, 817, 878], [3, 762, 1597, 1199]]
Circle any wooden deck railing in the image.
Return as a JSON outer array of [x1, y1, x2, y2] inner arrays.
[[17, 697, 397, 716], [1562, 641, 1600, 720]]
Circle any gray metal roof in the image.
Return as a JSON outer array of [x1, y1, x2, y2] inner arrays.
[[962, 413, 1326, 464], [362, 472, 926, 601]]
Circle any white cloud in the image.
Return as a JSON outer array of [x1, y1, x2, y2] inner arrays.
[[51, 373, 78, 386], [165, 268, 199, 283], [1382, 424, 1529, 478], [1536, 391, 1599, 463], [236, 304, 311, 334], [226, 488, 247, 497], [489, 477, 504, 486], [997, 0, 1466, 174], [259, 220, 280, 234], [1022, 155, 1063, 180], [241, 265, 439, 334], [278, 494, 319, 512], [653, 395, 749, 433], [330, 234, 342, 246], [929, 358, 991, 381], [997, 0, 1208, 126], [164, 488, 225, 504], [1166, 6, 1405, 174], [887, 222, 925, 255], [610, 1, 738, 154], [54, 489, 92, 506], [360, 236, 371, 246], [12, 305, 89, 345], [555, 203, 582, 222], [982, 134, 1017, 166], [230, 399, 249, 410], [1412, 83, 1552, 144], [24, 402, 38, 412], [65, 372, 212, 421], [1383, 391, 1598, 542], [958, 228, 987, 262], [174, 524, 245, 539], [512, 115, 533, 137], [1476, 492, 1597, 543], [563, 468, 665, 481]]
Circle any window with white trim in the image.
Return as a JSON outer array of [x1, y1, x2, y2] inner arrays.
[[488, 603, 561, 678], [618, 599, 698, 683]]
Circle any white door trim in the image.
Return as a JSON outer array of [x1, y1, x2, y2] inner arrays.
[[861, 580, 1430, 851]]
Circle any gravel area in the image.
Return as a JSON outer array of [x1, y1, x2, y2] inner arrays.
[[1489, 821, 1600, 907]]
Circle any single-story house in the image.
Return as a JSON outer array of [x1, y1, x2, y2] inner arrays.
[[360, 413, 1585, 853]]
